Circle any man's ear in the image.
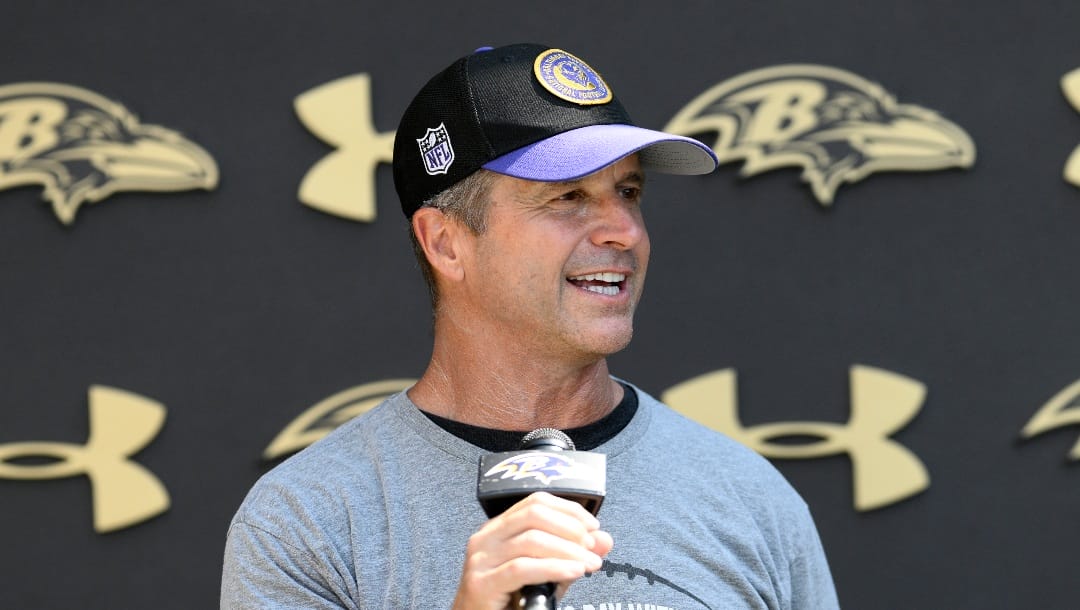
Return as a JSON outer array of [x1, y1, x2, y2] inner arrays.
[[411, 207, 468, 282]]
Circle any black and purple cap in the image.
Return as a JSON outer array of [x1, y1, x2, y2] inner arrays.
[[392, 43, 719, 217]]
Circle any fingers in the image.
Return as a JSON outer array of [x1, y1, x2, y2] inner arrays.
[[588, 528, 614, 558], [452, 493, 613, 610], [493, 492, 602, 553], [472, 493, 606, 573]]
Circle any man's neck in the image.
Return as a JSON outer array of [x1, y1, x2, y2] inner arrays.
[[407, 333, 623, 431]]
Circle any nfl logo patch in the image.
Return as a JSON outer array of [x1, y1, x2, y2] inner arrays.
[[417, 123, 455, 175]]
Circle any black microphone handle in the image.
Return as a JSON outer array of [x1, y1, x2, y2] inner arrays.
[[520, 583, 556, 610], [519, 430, 568, 610]]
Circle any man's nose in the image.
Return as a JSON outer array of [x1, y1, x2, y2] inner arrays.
[[589, 194, 648, 250]]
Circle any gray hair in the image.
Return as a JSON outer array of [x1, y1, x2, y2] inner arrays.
[[408, 169, 500, 311]]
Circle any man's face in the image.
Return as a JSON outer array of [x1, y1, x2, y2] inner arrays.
[[457, 155, 650, 363]]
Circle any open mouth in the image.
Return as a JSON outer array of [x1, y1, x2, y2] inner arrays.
[[567, 272, 626, 296]]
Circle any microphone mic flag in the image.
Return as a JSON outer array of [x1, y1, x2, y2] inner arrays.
[[476, 428, 607, 610], [477, 428, 606, 518]]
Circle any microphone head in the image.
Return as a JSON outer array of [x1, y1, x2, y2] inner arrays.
[[520, 428, 575, 451]]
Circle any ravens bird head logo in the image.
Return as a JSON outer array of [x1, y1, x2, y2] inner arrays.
[[484, 452, 577, 486], [665, 64, 975, 205], [0, 82, 218, 224]]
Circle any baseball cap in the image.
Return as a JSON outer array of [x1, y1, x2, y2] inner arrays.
[[392, 43, 718, 217]]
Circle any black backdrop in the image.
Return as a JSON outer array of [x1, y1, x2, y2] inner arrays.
[[2, 1, 1080, 607]]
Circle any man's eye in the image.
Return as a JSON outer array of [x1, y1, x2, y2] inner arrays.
[[555, 190, 583, 201], [620, 187, 642, 200]]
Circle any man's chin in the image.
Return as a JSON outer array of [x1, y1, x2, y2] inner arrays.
[[574, 325, 635, 358]]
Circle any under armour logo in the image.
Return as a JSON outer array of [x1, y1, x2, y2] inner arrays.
[[0, 385, 170, 533], [295, 74, 395, 221], [1063, 68, 1080, 188], [662, 365, 929, 511]]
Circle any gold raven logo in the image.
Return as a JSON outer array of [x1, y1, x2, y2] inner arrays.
[[665, 65, 975, 205], [0, 82, 218, 224], [1021, 377, 1080, 460], [263, 379, 415, 460]]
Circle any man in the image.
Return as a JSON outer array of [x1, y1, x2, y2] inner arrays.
[[221, 43, 838, 609]]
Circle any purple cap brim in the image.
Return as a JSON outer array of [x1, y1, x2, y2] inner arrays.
[[480, 124, 719, 181]]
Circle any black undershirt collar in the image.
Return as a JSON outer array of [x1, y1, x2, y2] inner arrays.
[[420, 382, 638, 452]]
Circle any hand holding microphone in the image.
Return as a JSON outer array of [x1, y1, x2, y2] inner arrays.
[[453, 429, 610, 610]]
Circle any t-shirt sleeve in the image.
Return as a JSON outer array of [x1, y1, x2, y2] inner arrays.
[[220, 520, 355, 610]]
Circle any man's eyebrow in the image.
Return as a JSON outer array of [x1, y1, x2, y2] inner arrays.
[[540, 176, 586, 191]]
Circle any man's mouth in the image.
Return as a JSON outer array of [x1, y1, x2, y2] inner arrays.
[[567, 272, 627, 296]]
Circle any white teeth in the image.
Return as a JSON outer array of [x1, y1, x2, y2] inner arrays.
[[569, 272, 626, 283], [568, 272, 625, 296], [583, 285, 620, 296]]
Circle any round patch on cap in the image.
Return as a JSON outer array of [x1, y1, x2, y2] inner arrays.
[[533, 49, 613, 105]]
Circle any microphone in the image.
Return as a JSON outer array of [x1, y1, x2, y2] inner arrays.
[[477, 428, 607, 610]]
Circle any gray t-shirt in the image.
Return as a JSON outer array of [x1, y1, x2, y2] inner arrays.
[[221, 383, 838, 609]]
